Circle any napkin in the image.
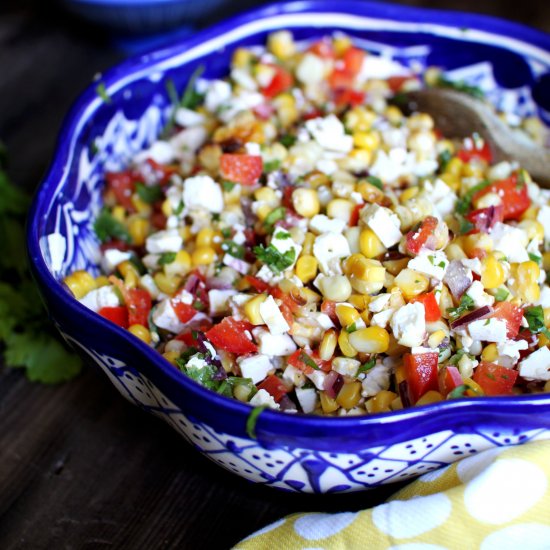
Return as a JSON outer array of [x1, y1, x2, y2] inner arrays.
[[235, 440, 550, 549]]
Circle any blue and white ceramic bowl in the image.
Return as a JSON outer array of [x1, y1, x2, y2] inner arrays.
[[28, 1, 550, 493]]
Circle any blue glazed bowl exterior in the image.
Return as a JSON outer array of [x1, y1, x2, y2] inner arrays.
[[28, 1, 550, 493]]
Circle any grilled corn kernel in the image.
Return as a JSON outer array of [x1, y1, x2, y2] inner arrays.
[[515, 261, 541, 303], [320, 392, 340, 413], [444, 157, 464, 177], [399, 186, 419, 203], [333, 35, 352, 55], [356, 180, 385, 203], [348, 326, 390, 353], [128, 324, 152, 344], [481, 254, 506, 289], [234, 383, 254, 402], [301, 232, 316, 256], [232, 47, 254, 68], [393, 268, 429, 299], [384, 105, 403, 126], [112, 205, 126, 222], [295, 255, 318, 283], [292, 188, 320, 218], [196, 227, 216, 248], [367, 390, 397, 413], [359, 228, 386, 258], [255, 203, 273, 222], [131, 195, 152, 215], [268, 30, 296, 59], [118, 260, 139, 289], [352, 131, 381, 151], [244, 293, 268, 325], [192, 247, 216, 266], [463, 233, 493, 256], [162, 350, 180, 365], [336, 382, 362, 409], [164, 250, 192, 277], [254, 186, 277, 203], [319, 329, 338, 361], [338, 330, 358, 358], [439, 173, 460, 192], [326, 198, 354, 222], [335, 304, 360, 327], [95, 276, 110, 287], [318, 275, 352, 302], [481, 343, 499, 362], [416, 390, 444, 406], [348, 294, 371, 311], [128, 217, 149, 246], [274, 93, 299, 128], [519, 220, 545, 241], [64, 270, 97, 299], [153, 273, 182, 295]]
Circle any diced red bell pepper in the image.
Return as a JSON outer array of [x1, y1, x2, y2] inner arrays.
[[105, 170, 137, 212], [342, 47, 365, 75], [171, 300, 197, 323], [492, 301, 523, 339], [269, 286, 301, 314], [287, 349, 332, 374], [333, 88, 365, 107], [260, 65, 294, 98], [348, 203, 364, 227], [126, 288, 152, 327], [328, 69, 355, 90], [244, 275, 270, 293], [472, 361, 518, 396], [472, 174, 530, 221], [439, 365, 464, 397], [410, 292, 441, 322], [403, 352, 439, 403], [308, 39, 335, 59], [465, 205, 504, 234], [257, 374, 291, 402], [405, 216, 438, 255], [457, 139, 493, 164], [205, 317, 257, 355], [98, 306, 129, 329], [220, 153, 263, 186]]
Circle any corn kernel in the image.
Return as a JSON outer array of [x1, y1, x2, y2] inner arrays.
[[154, 273, 182, 295], [112, 205, 126, 222], [244, 293, 267, 325], [196, 227, 215, 248], [320, 392, 340, 413], [481, 254, 506, 289], [520, 205, 539, 221], [464, 233, 493, 256], [416, 390, 444, 406], [352, 131, 380, 151], [128, 324, 152, 344], [95, 276, 110, 288], [338, 330, 358, 358], [118, 260, 139, 289], [481, 343, 499, 362], [356, 180, 385, 203], [318, 275, 352, 302], [445, 242, 467, 261], [335, 303, 360, 327], [255, 203, 273, 222], [267, 30, 296, 59], [367, 390, 397, 413], [64, 270, 96, 299], [439, 173, 460, 192], [400, 186, 419, 203], [463, 377, 484, 397], [428, 330, 446, 349], [393, 268, 429, 299], [128, 217, 149, 246], [336, 382, 362, 409], [254, 186, 277, 203], [292, 188, 320, 218], [519, 220, 545, 241], [384, 105, 403, 126], [344, 106, 376, 132], [359, 228, 386, 258], [333, 35, 352, 56], [444, 157, 463, 177], [348, 326, 390, 353], [295, 255, 318, 284], [348, 294, 370, 311], [131, 195, 152, 215], [192, 246, 216, 266], [164, 250, 192, 277], [319, 329, 337, 361], [162, 350, 180, 365], [273, 93, 298, 127], [326, 198, 354, 222]]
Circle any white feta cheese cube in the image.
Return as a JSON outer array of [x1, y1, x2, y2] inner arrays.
[[312, 312, 334, 330], [296, 53, 326, 85], [519, 347, 550, 381], [361, 363, 392, 397], [425, 178, 457, 217], [371, 309, 395, 328], [295, 387, 318, 413], [134, 140, 175, 165], [490, 222, 529, 263], [390, 302, 426, 347], [360, 204, 402, 248], [259, 295, 290, 335], [497, 339, 528, 368], [139, 274, 163, 300], [79, 286, 120, 313], [309, 214, 346, 234], [183, 175, 223, 213], [205, 79, 232, 112], [249, 388, 280, 410], [468, 318, 507, 343], [408, 250, 448, 281], [306, 369, 327, 390], [466, 280, 495, 308], [369, 293, 392, 313], [230, 68, 257, 90], [174, 107, 205, 127], [252, 328, 297, 356], [255, 264, 283, 285], [145, 228, 183, 254], [313, 232, 351, 275], [152, 299, 188, 333], [238, 354, 273, 384], [332, 357, 361, 377], [100, 248, 133, 273], [316, 158, 338, 175], [305, 114, 353, 154], [537, 286, 550, 308], [170, 126, 207, 154], [186, 353, 209, 370], [282, 364, 306, 388], [208, 289, 237, 316]]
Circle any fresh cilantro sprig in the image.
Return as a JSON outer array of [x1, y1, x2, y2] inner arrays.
[[357, 357, 377, 375], [435, 76, 485, 100], [365, 175, 383, 190], [136, 182, 163, 204], [524, 306, 550, 339], [447, 294, 475, 320], [455, 180, 490, 215], [0, 157, 82, 383], [93, 208, 131, 244], [246, 406, 267, 439], [253, 243, 295, 274]]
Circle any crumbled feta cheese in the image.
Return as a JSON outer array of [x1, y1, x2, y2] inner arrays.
[[424, 178, 457, 217], [252, 328, 297, 356], [316, 158, 338, 175], [497, 339, 528, 368], [142, 254, 161, 271], [174, 108, 205, 127], [170, 126, 207, 154], [186, 354, 209, 370], [390, 302, 426, 347], [183, 175, 223, 213], [208, 289, 237, 316], [238, 354, 273, 384], [305, 114, 353, 154], [313, 232, 350, 275], [306, 369, 327, 390], [282, 364, 306, 388], [100, 248, 133, 273], [134, 140, 175, 165], [408, 250, 448, 280], [152, 299, 188, 333], [519, 347, 550, 381], [371, 309, 395, 328], [490, 222, 529, 263], [360, 204, 402, 248], [468, 318, 507, 343], [230, 68, 257, 90], [249, 388, 280, 410], [361, 363, 392, 397], [537, 205, 550, 243], [309, 214, 346, 234], [259, 295, 290, 335], [369, 148, 437, 183], [145, 228, 183, 254], [537, 286, 550, 308], [313, 312, 334, 330], [466, 280, 495, 308], [332, 357, 360, 377], [79, 286, 120, 313], [140, 274, 163, 300], [296, 53, 326, 85], [356, 55, 409, 82], [458, 354, 478, 379], [369, 293, 392, 313], [204, 79, 232, 112], [461, 257, 482, 276], [245, 142, 262, 156], [271, 228, 302, 264], [411, 346, 434, 355], [255, 264, 283, 285], [295, 387, 318, 413]]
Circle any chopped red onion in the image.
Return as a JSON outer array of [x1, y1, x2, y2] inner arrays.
[[205, 276, 234, 290], [222, 255, 251, 275], [444, 260, 472, 300], [450, 305, 493, 329], [184, 273, 201, 293], [278, 395, 297, 411], [324, 370, 344, 399], [398, 380, 411, 408]]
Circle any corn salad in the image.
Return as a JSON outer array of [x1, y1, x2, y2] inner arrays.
[[65, 32, 550, 415]]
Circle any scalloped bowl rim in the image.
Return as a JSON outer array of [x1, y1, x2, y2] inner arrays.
[[28, 0, 550, 439]]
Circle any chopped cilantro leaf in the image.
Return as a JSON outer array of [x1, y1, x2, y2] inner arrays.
[[458, 217, 475, 235], [357, 357, 376, 375], [448, 384, 469, 399], [366, 175, 383, 190], [438, 149, 452, 172], [280, 134, 296, 147], [263, 159, 281, 173], [93, 208, 131, 243], [345, 322, 358, 333], [524, 306, 550, 339], [436, 76, 484, 100], [264, 206, 286, 229], [528, 252, 542, 265], [246, 406, 267, 439], [253, 244, 295, 274], [494, 288, 509, 302], [447, 294, 475, 320], [158, 252, 176, 266], [299, 351, 319, 370], [180, 65, 205, 110], [455, 180, 490, 215], [174, 201, 184, 216], [136, 182, 163, 204], [192, 300, 205, 311], [221, 227, 232, 238], [221, 240, 245, 259], [222, 180, 236, 192]]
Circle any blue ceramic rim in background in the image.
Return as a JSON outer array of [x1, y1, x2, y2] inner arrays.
[[28, 0, 550, 442]]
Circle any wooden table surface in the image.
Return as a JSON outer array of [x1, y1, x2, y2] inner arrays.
[[1, 2, 548, 548]]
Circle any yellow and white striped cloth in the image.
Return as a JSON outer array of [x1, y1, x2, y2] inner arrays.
[[235, 441, 550, 549]]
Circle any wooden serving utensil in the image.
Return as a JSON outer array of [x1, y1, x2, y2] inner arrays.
[[404, 88, 550, 187]]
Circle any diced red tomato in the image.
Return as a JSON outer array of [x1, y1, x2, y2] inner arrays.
[[457, 139, 493, 164], [175, 331, 198, 346], [260, 65, 294, 98], [472, 174, 530, 221], [244, 275, 270, 293], [302, 108, 324, 121], [98, 306, 129, 329], [465, 205, 504, 234], [308, 39, 335, 59], [492, 302, 523, 339], [126, 288, 152, 326], [269, 286, 301, 314], [257, 375, 290, 402], [410, 292, 441, 322], [472, 361, 518, 396], [403, 352, 439, 403], [287, 350, 332, 374], [328, 69, 355, 90], [105, 170, 137, 212], [342, 47, 365, 75], [320, 300, 338, 324], [405, 216, 438, 255], [205, 317, 257, 354], [171, 300, 197, 323], [439, 366, 464, 397], [387, 75, 417, 93], [349, 203, 364, 227], [333, 88, 365, 107], [150, 209, 167, 230], [220, 153, 263, 186]]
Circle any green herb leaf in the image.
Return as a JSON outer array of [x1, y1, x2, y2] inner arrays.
[[436, 76, 484, 99], [366, 175, 383, 190], [264, 206, 286, 229], [221, 240, 246, 259], [222, 180, 236, 192], [447, 294, 475, 320], [136, 182, 163, 204], [192, 300, 205, 311], [357, 357, 376, 375], [158, 252, 177, 266], [455, 180, 491, 215], [96, 82, 112, 104], [246, 406, 266, 439], [221, 227, 232, 238], [524, 305, 550, 339], [253, 244, 296, 274], [299, 351, 319, 370], [263, 159, 281, 173], [494, 288, 509, 302], [438, 149, 452, 172], [280, 134, 296, 147], [93, 208, 131, 243], [345, 322, 358, 333], [458, 217, 475, 235], [173, 201, 184, 216], [180, 65, 205, 110], [528, 252, 542, 265], [447, 384, 469, 399]]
